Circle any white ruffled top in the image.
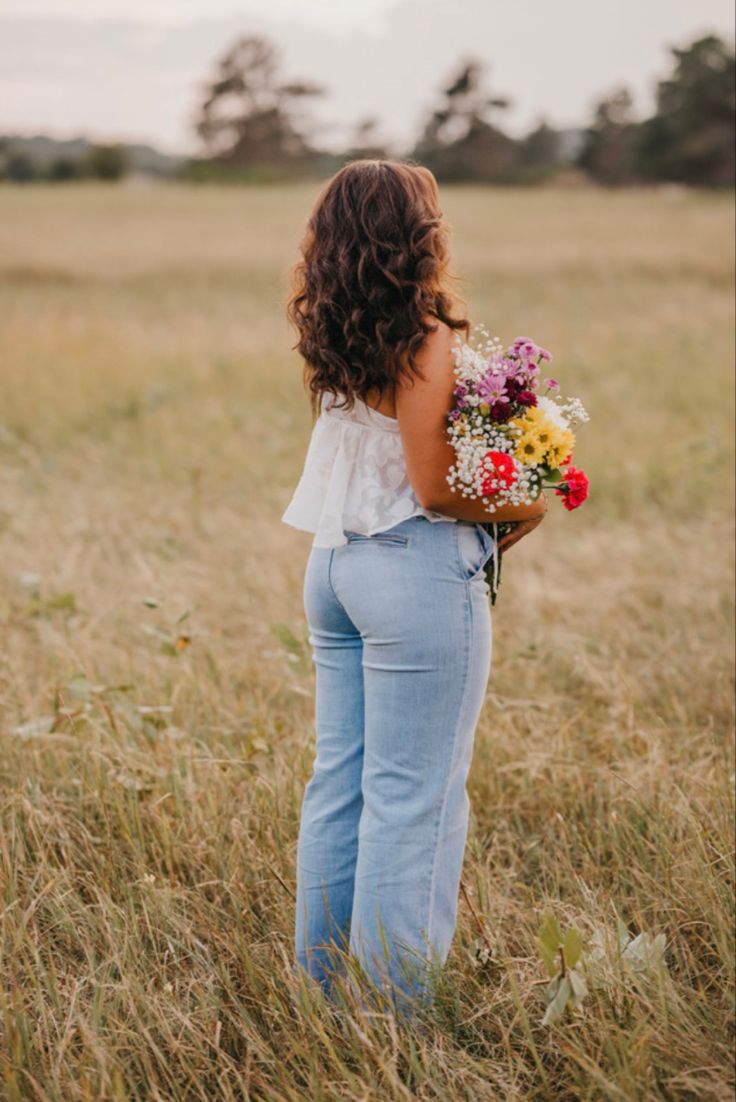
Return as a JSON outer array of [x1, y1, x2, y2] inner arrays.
[[280, 390, 458, 548]]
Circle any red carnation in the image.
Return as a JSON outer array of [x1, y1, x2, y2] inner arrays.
[[554, 465, 589, 511], [480, 450, 518, 496]]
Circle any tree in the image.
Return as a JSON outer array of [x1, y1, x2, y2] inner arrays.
[[47, 156, 83, 182], [636, 34, 735, 187], [577, 88, 640, 185], [515, 119, 562, 184], [84, 144, 129, 181], [194, 35, 325, 171], [2, 152, 38, 183], [411, 58, 518, 183]]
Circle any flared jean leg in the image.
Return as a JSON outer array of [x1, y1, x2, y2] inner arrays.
[[346, 582, 491, 1015], [294, 547, 365, 995], [329, 520, 493, 1016], [294, 516, 494, 1017]]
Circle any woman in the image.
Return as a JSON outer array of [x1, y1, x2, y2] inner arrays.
[[282, 159, 547, 1018]]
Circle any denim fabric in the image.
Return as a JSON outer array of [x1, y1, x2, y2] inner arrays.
[[294, 514, 496, 1016]]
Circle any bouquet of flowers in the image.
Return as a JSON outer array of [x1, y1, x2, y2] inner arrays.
[[446, 327, 590, 605]]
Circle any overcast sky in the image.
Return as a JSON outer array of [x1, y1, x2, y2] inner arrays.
[[1, 0, 734, 154]]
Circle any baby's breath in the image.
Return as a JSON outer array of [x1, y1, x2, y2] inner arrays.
[[446, 327, 587, 513]]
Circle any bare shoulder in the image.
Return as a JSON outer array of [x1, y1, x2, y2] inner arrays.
[[395, 317, 463, 509], [407, 318, 460, 387], [396, 318, 459, 413]]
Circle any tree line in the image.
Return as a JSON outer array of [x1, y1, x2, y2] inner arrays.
[[0, 140, 133, 184], [1, 31, 733, 187]]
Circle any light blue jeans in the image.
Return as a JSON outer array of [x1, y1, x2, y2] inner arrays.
[[294, 514, 496, 1016]]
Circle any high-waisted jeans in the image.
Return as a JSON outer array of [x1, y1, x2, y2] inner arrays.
[[294, 513, 496, 1015]]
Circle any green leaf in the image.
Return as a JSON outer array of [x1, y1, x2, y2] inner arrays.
[[65, 674, 94, 700], [537, 937, 558, 977], [542, 974, 572, 1025], [46, 591, 77, 612], [543, 468, 566, 484], [568, 968, 589, 1007], [563, 927, 584, 969], [622, 930, 668, 974], [537, 910, 563, 954]]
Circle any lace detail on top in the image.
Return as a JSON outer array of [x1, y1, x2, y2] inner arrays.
[[280, 390, 457, 548]]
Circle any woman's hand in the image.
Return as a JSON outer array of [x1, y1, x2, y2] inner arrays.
[[495, 493, 548, 553]]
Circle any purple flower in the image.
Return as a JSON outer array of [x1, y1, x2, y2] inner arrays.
[[449, 408, 462, 420], [503, 357, 527, 380], [454, 384, 468, 398], [478, 372, 509, 404], [510, 337, 539, 359]]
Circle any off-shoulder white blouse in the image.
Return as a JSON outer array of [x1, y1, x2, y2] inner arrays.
[[280, 390, 458, 548]]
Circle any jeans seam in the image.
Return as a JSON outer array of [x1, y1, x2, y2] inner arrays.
[[346, 534, 409, 547], [326, 548, 340, 606], [452, 521, 464, 580], [423, 571, 473, 957]]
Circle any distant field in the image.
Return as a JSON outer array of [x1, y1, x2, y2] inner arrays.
[[0, 182, 733, 1101]]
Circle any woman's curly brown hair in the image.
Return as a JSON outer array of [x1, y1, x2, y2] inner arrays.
[[286, 159, 470, 420]]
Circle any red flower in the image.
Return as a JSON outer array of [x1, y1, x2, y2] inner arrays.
[[489, 400, 515, 422], [554, 465, 589, 510], [480, 450, 518, 496]]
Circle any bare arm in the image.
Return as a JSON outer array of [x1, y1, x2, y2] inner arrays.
[[394, 321, 548, 525]]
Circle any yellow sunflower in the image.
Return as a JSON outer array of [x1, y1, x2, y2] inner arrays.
[[515, 432, 546, 465], [532, 417, 555, 449], [508, 413, 535, 439], [546, 430, 576, 469]]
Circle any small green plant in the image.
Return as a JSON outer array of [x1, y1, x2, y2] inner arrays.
[[535, 909, 589, 1025], [584, 916, 669, 994], [141, 603, 195, 655], [535, 909, 670, 1026]]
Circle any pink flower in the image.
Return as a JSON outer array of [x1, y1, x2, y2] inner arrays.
[[478, 373, 510, 404], [544, 377, 560, 390], [510, 337, 538, 359]]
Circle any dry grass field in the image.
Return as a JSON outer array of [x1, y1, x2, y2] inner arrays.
[[0, 182, 734, 1101]]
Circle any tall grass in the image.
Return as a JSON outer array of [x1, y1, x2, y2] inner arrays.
[[0, 182, 733, 1100]]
